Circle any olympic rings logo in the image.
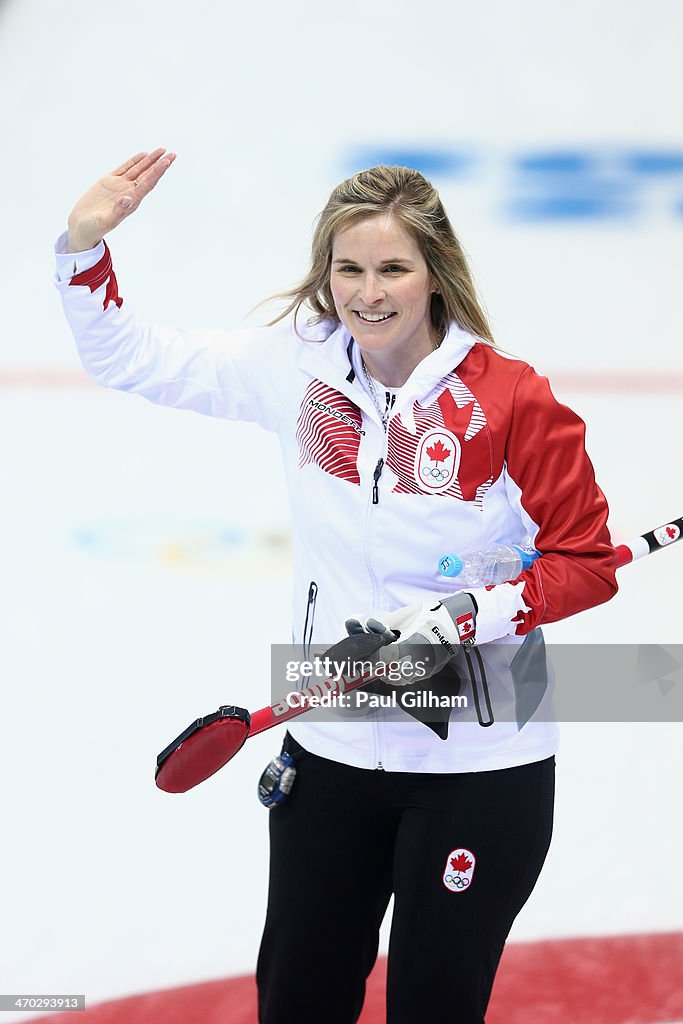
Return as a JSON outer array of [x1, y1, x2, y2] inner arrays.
[[421, 466, 450, 482], [444, 873, 470, 889]]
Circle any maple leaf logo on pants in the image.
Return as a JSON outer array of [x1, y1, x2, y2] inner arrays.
[[443, 847, 476, 893], [450, 851, 473, 873]]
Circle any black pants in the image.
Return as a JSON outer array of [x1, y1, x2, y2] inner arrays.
[[256, 738, 555, 1024]]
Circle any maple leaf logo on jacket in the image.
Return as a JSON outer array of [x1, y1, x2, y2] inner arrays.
[[443, 847, 476, 892], [426, 439, 451, 464], [414, 429, 460, 493], [389, 371, 493, 504]]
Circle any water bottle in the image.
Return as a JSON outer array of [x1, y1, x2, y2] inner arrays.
[[438, 544, 539, 586]]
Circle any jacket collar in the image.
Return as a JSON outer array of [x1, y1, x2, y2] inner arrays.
[[296, 320, 477, 425]]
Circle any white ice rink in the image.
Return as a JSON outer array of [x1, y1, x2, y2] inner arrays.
[[1, 0, 682, 1018]]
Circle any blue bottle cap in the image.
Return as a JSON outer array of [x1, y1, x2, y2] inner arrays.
[[513, 545, 540, 570], [439, 554, 463, 578]]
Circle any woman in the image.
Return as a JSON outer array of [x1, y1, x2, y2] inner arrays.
[[56, 149, 618, 1023]]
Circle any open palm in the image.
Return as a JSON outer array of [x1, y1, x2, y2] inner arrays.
[[67, 148, 176, 252]]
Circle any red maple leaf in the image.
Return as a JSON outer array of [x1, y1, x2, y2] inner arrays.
[[450, 852, 472, 874], [426, 439, 451, 464], [666, 526, 676, 539]]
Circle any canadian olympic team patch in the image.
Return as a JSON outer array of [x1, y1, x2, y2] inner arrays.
[[654, 523, 680, 546], [443, 847, 476, 892], [413, 428, 461, 494]]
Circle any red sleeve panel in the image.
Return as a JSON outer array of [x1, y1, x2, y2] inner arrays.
[[69, 241, 122, 310], [504, 365, 618, 632]]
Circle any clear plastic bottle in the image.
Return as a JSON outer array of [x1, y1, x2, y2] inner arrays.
[[438, 544, 539, 586]]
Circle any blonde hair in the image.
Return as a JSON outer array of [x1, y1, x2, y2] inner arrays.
[[267, 165, 495, 346]]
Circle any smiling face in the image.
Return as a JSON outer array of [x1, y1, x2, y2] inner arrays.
[[330, 213, 439, 385]]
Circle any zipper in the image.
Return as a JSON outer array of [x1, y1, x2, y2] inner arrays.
[[302, 580, 318, 662], [363, 431, 389, 769], [369, 393, 394, 505], [372, 457, 385, 505], [464, 647, 494, 727]]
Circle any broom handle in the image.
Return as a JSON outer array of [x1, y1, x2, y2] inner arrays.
[[249, 516, 683, 738], [615, 516, 682, 567]]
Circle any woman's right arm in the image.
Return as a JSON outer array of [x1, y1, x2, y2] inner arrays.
[[56, 151, 290, 431]]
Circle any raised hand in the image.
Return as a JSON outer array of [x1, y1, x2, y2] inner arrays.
[[66, 148, 176, 253]]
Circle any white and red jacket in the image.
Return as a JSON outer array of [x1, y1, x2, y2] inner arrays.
[[54, 235, 618, 773]]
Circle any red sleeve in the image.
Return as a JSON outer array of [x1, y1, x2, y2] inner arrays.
[[504, 366, 618, 633], [69, 241, 123, 310]]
